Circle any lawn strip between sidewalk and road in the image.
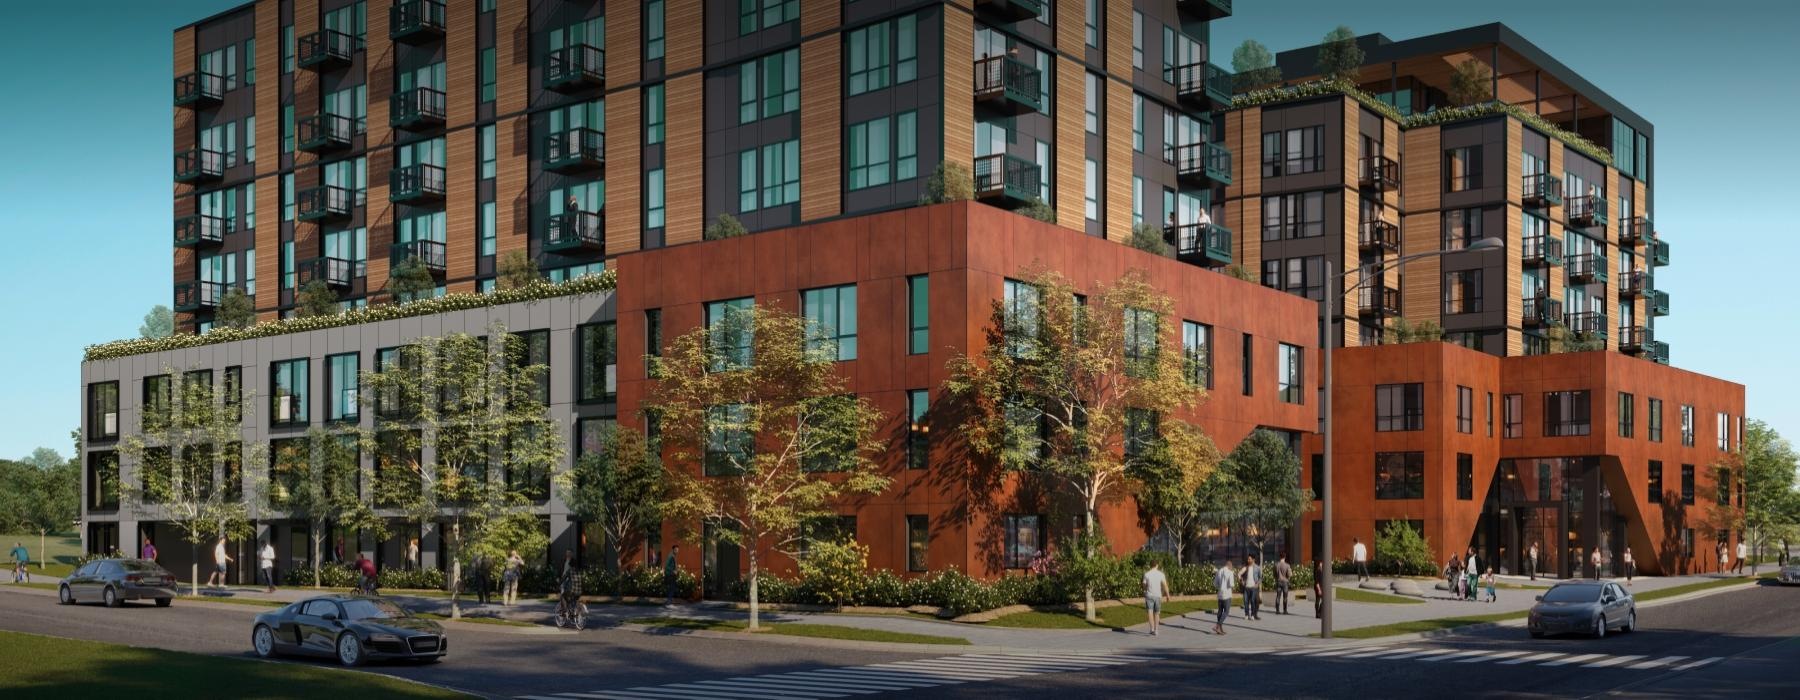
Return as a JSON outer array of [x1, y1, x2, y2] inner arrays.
[[1334, 588, 1428, 605], [1327, 610, 1528, 639], [1631, 577, 1756, 602], [628, 616, 972, 645], [985, 598, 1229, 629], [414, 611, 537, 627]]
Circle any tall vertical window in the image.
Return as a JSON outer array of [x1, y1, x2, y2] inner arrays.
[[896, 111, 918, 180], [1456, 453, 1474, 500], [326, 353, 359, 422], [1084, 73, 1100, 133], [1002, 279, 1040, 358], [705, 403, 752, 475], [1084, 0, 1099, 46], [895, 14, 917, 83], [847, 117, 891, 190], [479, 47, 496, 103], [512, 330, 550, 405], [1377, 384, 1425, 432], [1618, 392, 1635, 438], [1681, 464, 1695, 504], [1124, 409, 1158, 460], [1084, 159, 1099, 221], [1240, 333, 1254, 396], [1443, 269, 1483, 314], [906, 514, 928, 571], [1132, 94, 1144, 152], [282, 25, 295, 73], [479, 202, 496, 257], [707, 297, 755, 371], [1504, 393, 1522, 438], [1003, 514, 1042, 569], [281, 105, 295, 154], [645, 0, 665, 61], [1680, 404, 1695, 446], [802, 285, 858, 361], [1182, 321, 1212, 388], [578, 322, 618, 403], [1375, 452, 1425, 500], [645, 309, 663, 374], [88, 382, 120, 440], [1131, 12, 1143, 68], [644, 84, 665, 144], [1648, 461, 1663, 503], [846, 21, 890, 95], [280, 240, 295, 289], [1278, 344, 1304, 404], [1442, 208, 1483, 250], [760, 139, 800, 207], [1544, 390, 1592, 437], [270, 359, 308, 426], [1486, 392, 1494, 437], [738, 150, 758, 212], [1716, 467, 1730, 505], [907, 389, 928, 469], [907, 275, 929, 355], [282, 173, 296, 221], [1445, 146, 1481, 192], [1122, 307, 1159, 378], [1717, 411, 1728, 451], [1456, 386, 1474, 433], [1649, 398, 1664, 442], [646, 169, 665, 228]]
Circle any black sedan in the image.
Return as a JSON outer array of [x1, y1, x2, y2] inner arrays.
[[58, 559, 177, 608], [251, 595, 446, 666], [1528, 580, 1636, 638]]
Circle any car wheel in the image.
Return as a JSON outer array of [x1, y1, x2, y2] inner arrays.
[[103, 587, 119, 608], [58, 585, 73, 605], [1622, 610, 1635, 633], [1593, 614, 1606, 639], [155, 598, 173, 608], [336, 633, 365, 667], [252, 625, 277, 659]]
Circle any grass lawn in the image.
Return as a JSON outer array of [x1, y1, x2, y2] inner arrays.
[[986, 598, 1228, 630], [1632, 577, 1756, 602], [2, 532, 81, 579], [0, 629, 471, 699], [1327, 610, 1527, 639], [414, 611, 536, 627], [1334, 588, 1426, 605], [628, 616, 971, 645], [178, 595, 286, 608]]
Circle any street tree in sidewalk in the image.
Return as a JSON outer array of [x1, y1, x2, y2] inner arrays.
[[119, 368, 265, 594], [1738, 419, 1799, 572], [563, 425, 666, 573], [645, 304, 890, 630], [361, 330, 563, 618], [1193, 429, 1313, 563], [945, 268, 1217, 621], [274, 426, 386, 589]]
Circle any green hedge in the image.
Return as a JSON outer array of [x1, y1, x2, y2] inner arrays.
[[84, 272, 617, 362]]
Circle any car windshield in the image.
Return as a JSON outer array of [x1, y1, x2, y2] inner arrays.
[[119, 560, 167, 573], [339, 599, 410, 621], [1542, 584, 1601, 603]]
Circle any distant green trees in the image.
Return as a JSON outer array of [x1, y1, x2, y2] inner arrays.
[[0, 448, 78, 533]]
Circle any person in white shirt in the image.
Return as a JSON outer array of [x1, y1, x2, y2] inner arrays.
[[258, 541, 277, 593], [1623, 548, 1635, 584], [1352, 538, 1369, 582], [1735, 540, 1748, 575], [1212, 560, 1236, 635], [1141, 561, 1170, 636], [206, 536, 232, 588], [1464, 549, 1480, 601]]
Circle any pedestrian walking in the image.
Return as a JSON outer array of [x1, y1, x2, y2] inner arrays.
[[140, 535, 157, 562], [10, 542, 29, 584], [333, 536, 344, 564], [471, 552, 491, 604], [407, 538, 421, 572], [1274, 554, 1292, 615], [1465, 549, 1480, 601], [1591, 548, 1603, 579], [1623, 549, 1635, 585], [1213, 559, 1235, 635], [258, 540, 276, 593], [663, 544, 681, 605], [1243, 555, 1263, 621], [1735, 540, 1748, 575], [1484, 567, 1497, 603], [1446, 554, 1463, 600], [1352, 538, 1369, 582], [207, 536, 232, 588], [1312, 559, 1325, 619], [1527, 541, 1539, 581], [1141, 560, 1170, 636], [502, 550, 524, 605]]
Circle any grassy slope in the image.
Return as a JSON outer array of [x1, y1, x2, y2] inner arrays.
[[628, 617, 971, 645], [2, 533, 81, 579]]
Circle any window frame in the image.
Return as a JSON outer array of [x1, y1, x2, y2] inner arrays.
[[269, 358, 309, 427], [577, 322, 618, 403], [1374, 451, 1425, 500], [325, 352, 360, 423], [801, 284, 858, 362], [88, 381, 120, 440], [1456, 385, 1474, 434], [1376, 383, 1425, 432], [907, 274, 929, 355]]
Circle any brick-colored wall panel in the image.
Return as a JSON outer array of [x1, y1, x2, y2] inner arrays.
[[941, 10, 973, 171], [663, 73, 704, 246], [800, 35, 842, 222], [666, 0, 703, 73], [1054, 57, 1084, 232], [605, 0, 640, 87], [605, 89, 642, 255]]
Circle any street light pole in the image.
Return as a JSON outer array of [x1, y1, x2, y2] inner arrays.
[[1320, 237, 1500, 639]]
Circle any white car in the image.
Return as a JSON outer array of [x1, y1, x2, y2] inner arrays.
[[1780, 564, 1800, 585]]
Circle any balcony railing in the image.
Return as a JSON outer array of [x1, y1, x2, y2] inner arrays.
[[1166, 222, 1233, 267], [1178, 0, 1233, 21], [390, 87, 447, 131], [545, 211, 605, 254], [1567, 195, 1609, 229], [1619, 326, 1653, 354], [1358, 219, 1399, 253], [174, 148, 224, 183], [174, 71, 224, 107], [1651, 239, 1670, 267], [1649, 340, 1670, 365], [1566, 253, 1608, 285], [973, 55, 1042, 115], [1358, 286, 1401, 317], [296, 256, 354, 289], [1521, 173, 1564, 208], [546, 127, 606, 173], [1521, 235, 1564, 268], [390, 163, 447, 204], [296, 113, 355, 152], [390, 240, 447, 275], [1619, 270, 1649, 298], [1522, 296, 1563, 327], [971, 154, 1041, 206], [1564, 310, 1609, 339], [973, 0, 1044, 22], [173, 280, 222, 312], [297, 185, 353, 222], [390, 0, 446, 44], [1620, 216, 1651, 248], [1174, 62, 1234, 110], [1649, 289, 1669, 317], [1358, 155, 1398, 191], [297, 29, 357, 71], [174, 214, 226, 249], [545, 43, 605, 92], [1174, 142, 1232, 186]]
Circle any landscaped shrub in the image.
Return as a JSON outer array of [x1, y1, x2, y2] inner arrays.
[[282, 564, 362, 588], [800, 540, 869, 610], [379, 566, 446, 591], [1373, 521, 1439, 577]]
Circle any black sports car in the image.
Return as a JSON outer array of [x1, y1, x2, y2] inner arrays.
[[251, 595, 446, 666]]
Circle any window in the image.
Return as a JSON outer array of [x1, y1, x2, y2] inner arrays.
[[800, 395, 859, 472], [472, 47, 495, 103], [141, 375, 171, 427], [1545, 390, 1592, 437], [1445, 146, 1481, 192], [322, 2, 367, 44], [325, 353, 358, 422], [1084, 73, 1100, 133], [1618, 392, 1635, 438], [323, 227, 367, 277], [740, 0, 797, 34], [646, 168, 665, 228], [1375, 452, 1425, 500], [1680, 404, 1695, 446], [1376, 384, 1424, 432], [479, 201, 496, 257], [846, 22, 890, 95], [1456, 453, 1474, 500], [759, 140, 800, 207], [1261, 256, 1325, 301], [1311, 454, 1324, 501], [1261, 192, 1326, 240], [1442, 208, 1483, 250], [1132, 94, 1144, 152], [1004, 514, 1043, 569], [1718, 411, 1729, 451], [244, 116, 256, 162], [1182, 321, 1212, 388], [1085, 159, 1099, 221], [87, 382, 120, 439], [86, 451, 120, 512], [802, 285, 858, 361], [1681, 464, 1695, 504], [1443, 269, 1482, 314], [511, 330, 550, 405], [645, 0, 665, 61], [847, 117, 891, 190], [1717, 467, 1731, 506], [243, 38, 255, 85], [1125, 409, 1158, 460], [282, 25, 295, 73], [1486, 392, 1494, 437], [1648, 398, 1664, 442], [1648, 461, 1663, 503], [1279, 344, 1304, 404], [1123, 307, 1158, 377], [906, 515, 929, 571], [906, 389, 929, 469], [578, 322, 617, 402], [643, 309, 663, 376], [705, 403, 752, 475], [1084, 0, 1098, 46], [1002, 279, 1040, 358], [1260, 127, 1324, 177], [738, 48, 799, 122], [896, 111, 918, 180], [738, 150, 758, 212], [644, 84, 665, 144], [1456, 386, 1474, 433], [707, 297, 755, 371], [908, 275, 929, 354], [270, 359, 309, 426]]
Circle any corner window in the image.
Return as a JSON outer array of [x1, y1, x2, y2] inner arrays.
[[1376, 383, 1424, 432], [578, 322, 618, 403], [1375, 452, 1425, 500], [802, 285, 858, 362], [1278, 343, 1304, 404], [88, 382, 120, 440], [1544, 390, 1592, 437], [270, 359, 309, 426]]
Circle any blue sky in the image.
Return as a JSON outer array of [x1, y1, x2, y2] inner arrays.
[[0, 1, 1794, 459]]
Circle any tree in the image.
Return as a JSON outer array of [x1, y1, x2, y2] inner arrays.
[[139, 305, 174, 339], [563, 426, 665, 573], [800, 538, 868, 611], [1231, 39, 1282, 91], [1373, 520, 1435, 576], [275, 427, 386, 589], [1448, 58, 1493, 107], [645, 304, 890, 630], [497, 251, 541, 290], [1018, 198, 1057, 224], [921, 161, 974, 204], [362, 330, 563, 618], [294, 280, 339, 318], [704, 214, 749, 241], [1194, 429, 1312, 561], [1130, 223, 1169, 256], [0, 451, 76, 534], [214, 288, 257, 329], [1739, 420, 1799, 572], [388, 257, 437, 303], [1385, 317, 1444, 344], [119, 368, 265, 594], [1316, 26, 1364, 83], [945, 268, 1217, 620], [1130, 439, 1217, 565], [1544, 322, 1604, 352]]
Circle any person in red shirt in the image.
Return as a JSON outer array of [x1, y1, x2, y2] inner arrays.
[[355, 553, 378, 594]]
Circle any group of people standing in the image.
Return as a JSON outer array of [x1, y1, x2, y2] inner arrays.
[[1444, 548, 1496, 602], [1139, 553, 1319, 637]]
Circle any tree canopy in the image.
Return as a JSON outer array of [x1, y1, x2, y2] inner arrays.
[[564, 425, 666, 572], [1231, 39, 1282, 91], [139, 305, 174, 339], [1316, 26, 1364, 83]]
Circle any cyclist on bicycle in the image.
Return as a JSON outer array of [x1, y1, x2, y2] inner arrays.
[[354, 552, 378, 595]]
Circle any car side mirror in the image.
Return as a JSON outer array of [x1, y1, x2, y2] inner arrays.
[[1534, 595, 1544, 602], [320, 612, 338, 622]]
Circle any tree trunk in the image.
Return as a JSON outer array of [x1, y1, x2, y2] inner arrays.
[[747, 547, 760, 631], [191, 542, 200, 596], [312, 526, 324, 590], [1083, 508, 1097, 623], [448, 522, 462, 620]]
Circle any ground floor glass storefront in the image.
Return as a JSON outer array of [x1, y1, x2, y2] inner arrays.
[[1474, 457, 1625, 579]]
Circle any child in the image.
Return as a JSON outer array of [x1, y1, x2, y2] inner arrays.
[[1483, 567, 1497, 603]]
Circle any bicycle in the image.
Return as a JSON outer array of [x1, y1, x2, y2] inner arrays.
[[355, 575, 379, 597], [554, 580, 587, 630]]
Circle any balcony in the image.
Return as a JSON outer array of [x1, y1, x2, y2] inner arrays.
[[1649, 340, 1670, 365], [390, 163, 447, 205], [1566, 253, 1608, 285], [173, 280, 222, 312], [1166, 222, 1233, 267], [174, 148, 225, 183], [973, 0, 1044, 22], [1174, 142, 1232, 187], [1358, 218, 1399, 254], [1357, 286, 1401, 318], [297, 185, 353, 222], [296, 256, 354, 289], [1618, 270, 1649, 299], [174, 214, 226, 249], [1178, 0, 1233, 21], [1521, 235, 1564, 268], [1649, 289, 1669, 317], [296, 113, 355, 153], [545, 127, 606, 173], [389, 0, 446, 44], [1651, 239, 1670, 267], [972, 56, 1042, 115], [390, 239, 447, 276], [297, 29, 357, 71], [545, 43, 605, 92], [1567, 195, 1608, 229], [1564, 310, 1609, 339], [1521, 173, 1564, 208], [971, 154, 1041, 207], [1522, 296, 1563, 328], [1618, 326, 1653, 355], [1358, 155, 1398, 192], [1620, 216, 1651, 248], [1175, 62, 1234, 111], [390, 87, 446, 131], [174, 72, 224, 108], [545, 211, 605, 254]]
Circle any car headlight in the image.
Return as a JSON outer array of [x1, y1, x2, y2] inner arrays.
[[369, 633, 401, 643]]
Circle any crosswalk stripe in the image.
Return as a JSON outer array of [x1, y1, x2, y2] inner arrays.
[[1500, 652, 1566, 665], [1541, 653, 1607, 667], [862, 663, 1006, 680], [1273, 648, 1319, 656], [1459, 651, 1528, 663], [1673, 657, 1723, 671], [871, 661, 1026, 679], [690, 679, 863, 697], [782, 671, 946, 689], [1582, 655, 1647, 668], [1380, 649, 1457, 660], [946, 656, 1127, 672], [1626, 656, 1689, 670], [594, 689, 748, 700], [662, 683, 818, 700], [958, 653, 1140, 665], [1344, 647, 1410, 658], [550, 692, 678, 700], [760, 674, 922, 691], [1301, 647, 1365, 657], [1421, 650, 1492, 662]]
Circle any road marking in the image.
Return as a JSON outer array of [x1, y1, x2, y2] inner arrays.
[[1459, 650, 1529, 663], [745, 675, 911, 692], [1500, 652, 1566, 665], [1380, 649, 1459, 660], [1672, 657, 1723, 671], [628, 686, 795, 700], [1343, 647, 1409, 658], [873, 661, 1030, 679], [1625, 656, 1689, 670], [1272, 648, 1319, 656], [944, 656, 1125, 671], [1582, 654, 1648, 668], [576, 689, 745, 700], [1541, 653, 1607, 667], [689, 679, 865, 696], [1302, 647, 1367, 657], [786, 670, 946, 687], [768, 673, 924, 690], [1421, 650, 1494, 662]]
